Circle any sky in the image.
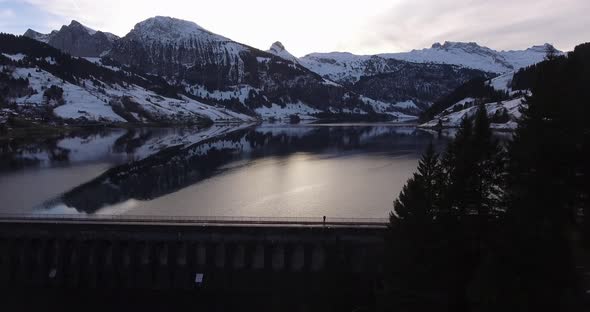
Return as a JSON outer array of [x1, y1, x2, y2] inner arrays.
[[0, 0, 588, 56]]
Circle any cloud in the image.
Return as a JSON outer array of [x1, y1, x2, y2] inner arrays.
[[0, 8, 15, 18], [0, 8, 16, 30]]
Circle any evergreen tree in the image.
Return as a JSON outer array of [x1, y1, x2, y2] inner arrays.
[[386, 142, 446, 310], [391, 142, 443, 226], [437, 106, 506, 310], [472, 104, 505, 218], [441, 116, 476, 216], [498, 45, 588, 311], [441, 105, 504, 219]]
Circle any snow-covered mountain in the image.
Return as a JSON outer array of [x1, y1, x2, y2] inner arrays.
[[0, 34, 253, 123], [300, 52, 386, 84], [267, 41, 299, 64], [379, 41, 558, 74], [110, 16, 246, 69], [17, 17, 413, 121], [296, 41, 556, 111], [299, 52, 492, 110], [24, 20, 119, 57], [15, 17, 559, 123], [300, 42, 557, 82], [106, 17, 411, 120]]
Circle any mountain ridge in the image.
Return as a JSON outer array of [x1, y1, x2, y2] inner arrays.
[[24, 20, 119, 57], [14, 16, 560, 124]]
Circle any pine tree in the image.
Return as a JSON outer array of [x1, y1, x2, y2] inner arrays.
[[386, 142, 445, 310], [391, 142, 443, 227], [441, 116, 476, 216], [441, 105, 505, 219], [498, 45, 588, 311], [472, 104, 505, 218]]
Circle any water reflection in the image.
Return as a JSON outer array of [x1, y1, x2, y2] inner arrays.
[[0, 124, 449, 218]]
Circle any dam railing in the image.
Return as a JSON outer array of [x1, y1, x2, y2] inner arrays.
[[0, 213, 389, 227]]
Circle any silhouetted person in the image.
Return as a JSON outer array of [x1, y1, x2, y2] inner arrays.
[[323, 216, 326, 226]]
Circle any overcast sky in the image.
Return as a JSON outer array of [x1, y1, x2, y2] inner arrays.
[[1, 0, 588, 56]]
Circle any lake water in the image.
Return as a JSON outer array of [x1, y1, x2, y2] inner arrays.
[[0, 124, 449, 219]]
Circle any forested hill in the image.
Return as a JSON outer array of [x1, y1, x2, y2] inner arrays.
[[386, 41, 590, 311], [1, 32, 413, 124], [417, 45, 579, 129], [0, 34, 181, 97], [420, 77, 508, 121], [0, 34, 253, 123], [509, 47, 579, 91]]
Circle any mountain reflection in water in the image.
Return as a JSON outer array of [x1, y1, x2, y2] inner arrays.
[[0, 124, 448, 218]]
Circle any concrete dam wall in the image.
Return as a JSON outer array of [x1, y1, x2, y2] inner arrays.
[[0, 221, 386, 294]]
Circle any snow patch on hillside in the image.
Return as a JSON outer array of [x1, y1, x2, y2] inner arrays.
[[393, 100, 419, 110], [2, 53, 27, 62], [488, 72, 514, 91], [380, 42, 556, 74], [267, 41, 299, 64], [420, 97, 524, 130], [186, 84, 260, 105], [360, 96, 418, 120], [8, 65, 253, 123], [255, 103, 321, 120], [299, 53, 372, 84], [12, 67, 126, 122]]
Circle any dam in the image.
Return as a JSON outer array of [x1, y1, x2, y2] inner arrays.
[[0, 216, 389, 310]]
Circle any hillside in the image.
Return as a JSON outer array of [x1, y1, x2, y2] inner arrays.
[[0, 34, 253, 124], [105, 17, 404, 120], [298, 42, 554, 110], [14, 17, 562, 124]]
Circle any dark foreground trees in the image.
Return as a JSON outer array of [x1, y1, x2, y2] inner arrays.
[[386, 43, 590, 311]]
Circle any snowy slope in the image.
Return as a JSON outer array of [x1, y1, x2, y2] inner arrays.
[[299, 42, 555, 82], [488, 72, 514, 91], [359, 96, 417, 120], [380, 42, 558, 74], [11, 67, 125, 122], [420, 97, 524, 130], [254, 102, 321, 120], [299, 52, 375, 84], [267, 41, 299, 64], [5, 64, 253, 123], [106, 17, 406, 120], [112, 16, 246, 69]]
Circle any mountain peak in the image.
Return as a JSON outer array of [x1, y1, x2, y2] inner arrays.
[[23, 19, 118, 57], [270, 41, 286, 52], [527, 43, 558, 53], [130, 16, 221, 43], [267, 41, 299, 64], [378, 41, 554, 73], [135, 16, 206, 34], [61, 20, 97, 35], [430, 41, 490, 52], [23, 29, 51, 43], [69, 20, 83, 27]]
